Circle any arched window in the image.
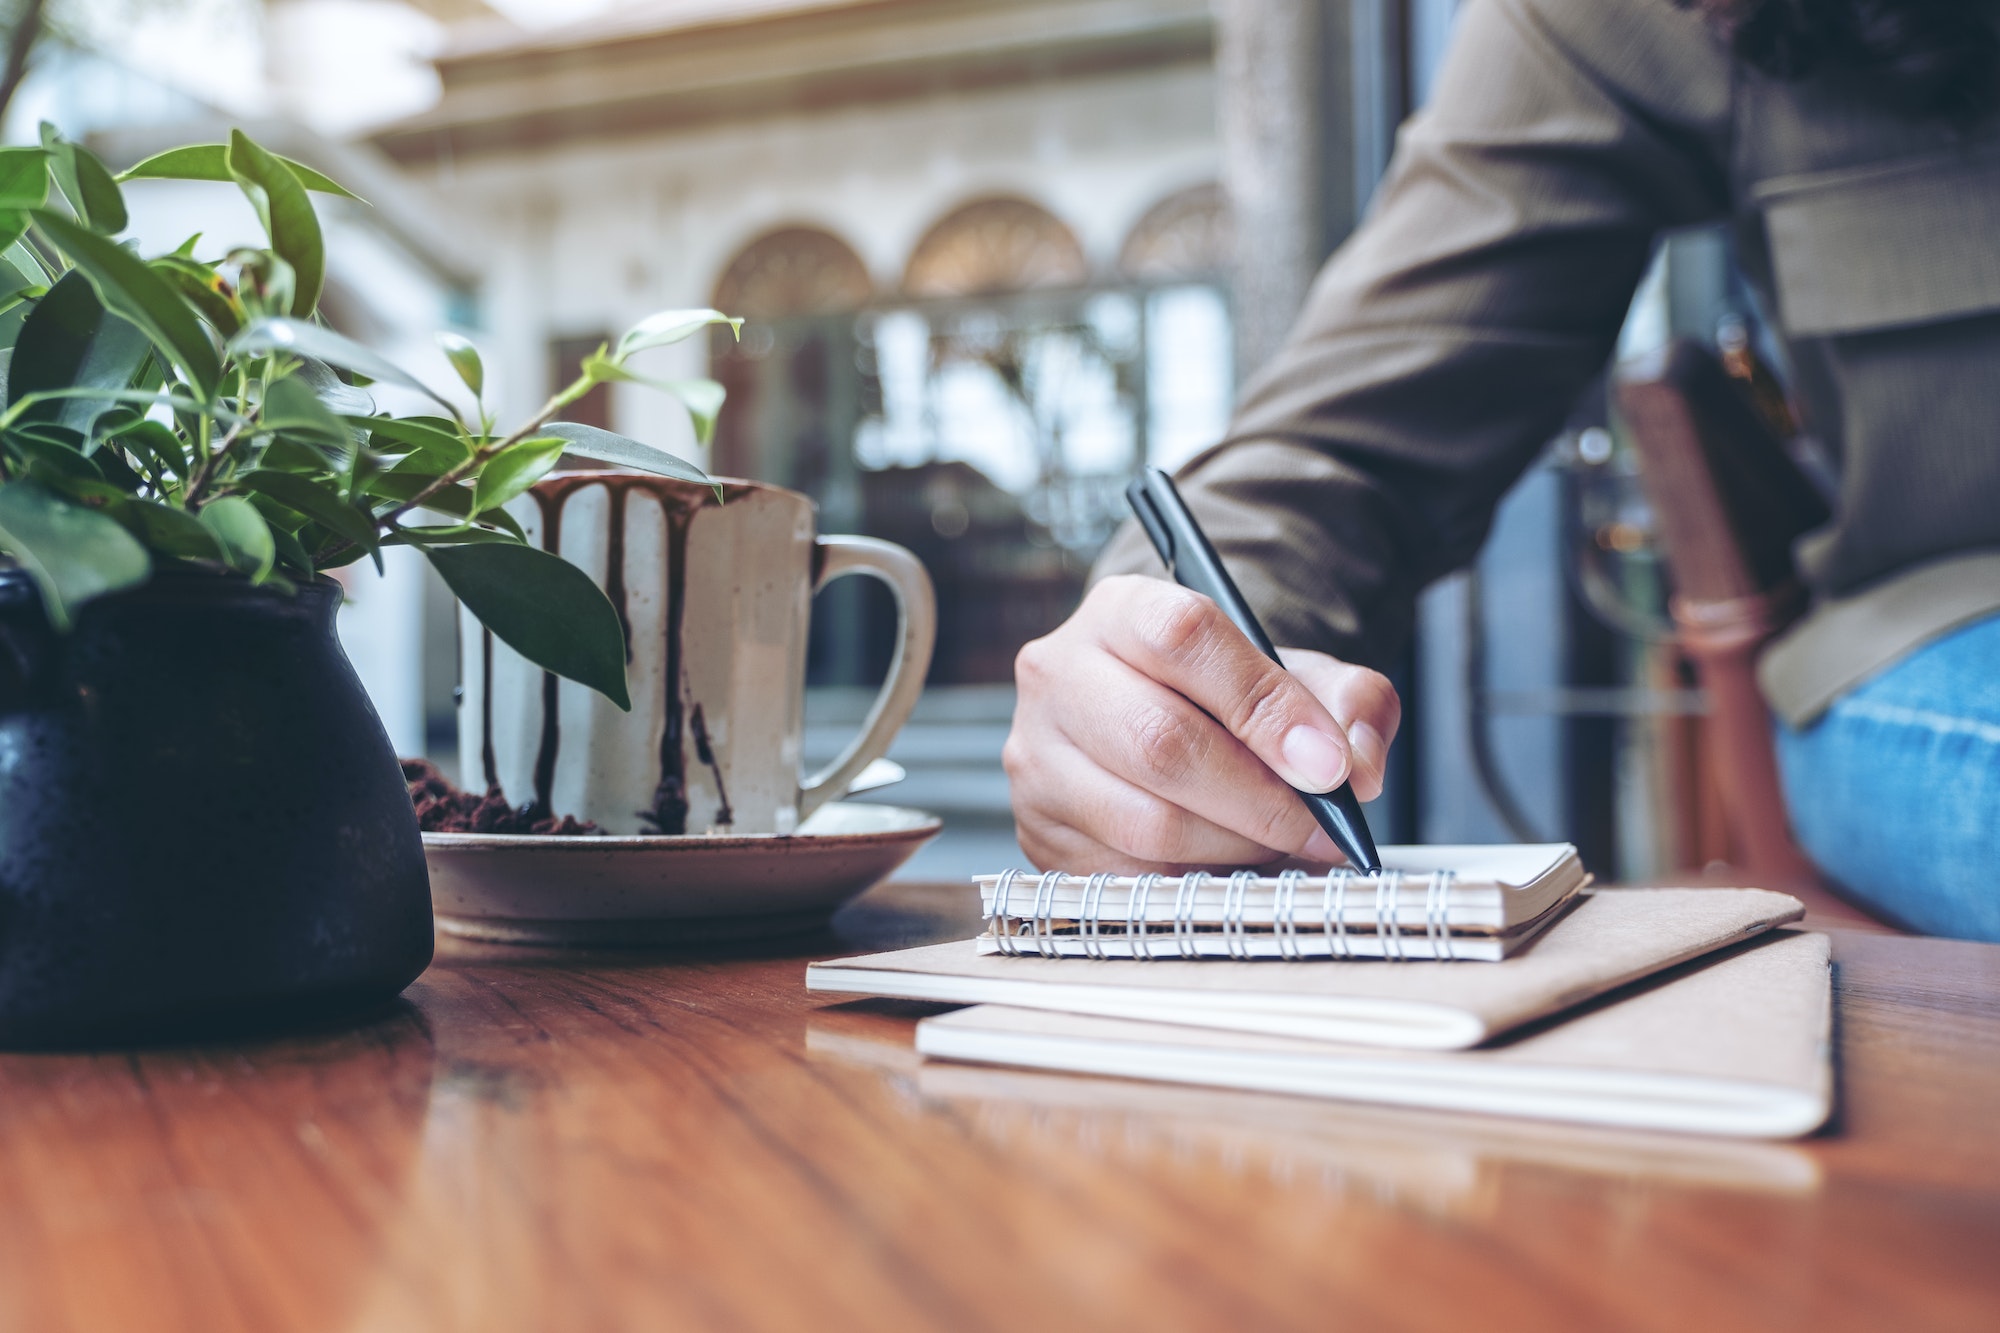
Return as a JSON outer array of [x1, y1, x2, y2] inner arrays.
[[711, 225, 872, 320], [902, 197, 1089, 299], [1118, 182, 1231, 282], [707, 227, 871, 483]]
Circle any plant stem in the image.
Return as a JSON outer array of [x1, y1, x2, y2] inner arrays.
[[374, 382, 574, 529], [0, 0, 47, 129], [183, 366, 259, 507], [183, 415, 252, 507], [313, 374, 592, 569]]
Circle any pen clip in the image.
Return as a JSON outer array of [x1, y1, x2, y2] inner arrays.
[[1125, 474, 1176, 573]]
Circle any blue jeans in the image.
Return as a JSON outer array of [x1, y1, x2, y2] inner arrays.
[[1775, 612, 2000, 941]]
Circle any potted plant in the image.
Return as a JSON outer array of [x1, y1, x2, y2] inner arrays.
[[0, 126, 734, 1046]]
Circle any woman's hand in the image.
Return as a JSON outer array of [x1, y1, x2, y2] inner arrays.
[[1005, 574, 1402, 874]]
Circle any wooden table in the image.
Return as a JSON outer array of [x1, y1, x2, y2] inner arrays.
[[3, 881, 1998, 1333]]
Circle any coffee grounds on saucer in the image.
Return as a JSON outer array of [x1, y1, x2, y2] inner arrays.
[[402, 758, 601, 836]]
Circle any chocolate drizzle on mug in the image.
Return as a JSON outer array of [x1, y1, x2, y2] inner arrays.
[[482, 473, 740, 834], [479, 627, 498, 791], [528, 489, 566, 817], [644, 496, 696, 834], [689, 702, 733, 829], [603, 484, 632, 663]]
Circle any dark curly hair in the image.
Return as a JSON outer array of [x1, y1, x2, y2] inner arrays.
[[1697, 0, 2000, 120]]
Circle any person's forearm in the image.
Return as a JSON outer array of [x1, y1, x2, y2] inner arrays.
[[1095, 0, 1733, 669]]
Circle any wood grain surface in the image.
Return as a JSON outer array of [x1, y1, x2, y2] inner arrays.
[[1, 881, 1996, 1333]]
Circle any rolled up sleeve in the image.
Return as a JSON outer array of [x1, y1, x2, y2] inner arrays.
[[1094, 0, 1734, 669]]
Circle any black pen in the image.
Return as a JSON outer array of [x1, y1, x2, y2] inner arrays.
[[1125, 466, 1383, 874]]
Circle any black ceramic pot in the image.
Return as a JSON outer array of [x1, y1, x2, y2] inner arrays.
[[0, 566, 434, 1047]]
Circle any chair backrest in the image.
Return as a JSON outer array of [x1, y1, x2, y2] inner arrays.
[[1614, 340, 1894, 928], [1615, 340, 1830, 608]]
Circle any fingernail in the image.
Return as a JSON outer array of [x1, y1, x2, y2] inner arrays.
[[1303, 828, 1341, 862], [1348, 721, 1387, 784], [1281, 725, 1349, 791]]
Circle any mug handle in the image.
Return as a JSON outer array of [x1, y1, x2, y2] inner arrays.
[[799, 535, 937, 822]]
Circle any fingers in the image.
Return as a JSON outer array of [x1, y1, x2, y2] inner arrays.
[[1086, 577, 1355, 794], [1006, 573, 1404, 872], [1034, 644, 1339, 860], [1278, 648, 1402, 801], [1005, 728, 1307, 872]]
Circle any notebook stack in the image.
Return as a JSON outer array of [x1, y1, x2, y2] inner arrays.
[[806, 845, 1835, 1140]]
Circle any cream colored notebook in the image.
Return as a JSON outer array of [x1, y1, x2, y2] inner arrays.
[[913, 931, 1834, 1139], [807, 888, 1804, 1050], [977, 844, 1586, 961]]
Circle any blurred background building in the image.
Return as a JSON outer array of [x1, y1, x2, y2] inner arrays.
[[10, 0, 1765, 880]]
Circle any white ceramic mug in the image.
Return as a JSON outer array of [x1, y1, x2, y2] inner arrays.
[[459, 472, 936, 835]]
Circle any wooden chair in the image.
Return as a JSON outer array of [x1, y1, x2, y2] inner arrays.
[[1614, 340, 1897, 930]]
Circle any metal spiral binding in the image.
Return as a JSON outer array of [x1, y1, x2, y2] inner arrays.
[[1425, 869, 1456, 961], [1129, 873, 1161, 960], [1375, 869, 1409, 960], [1273, 869, 1305, 960], [1174, 872, 1208, 959], [1079, 872, 1113, 959], [988, 863, 1461, 962], [1030, 870, 1064, 958], [1322, 869, 1354, 959], [990, 867, 1023, 955], [1222, 870, 1257, 960]]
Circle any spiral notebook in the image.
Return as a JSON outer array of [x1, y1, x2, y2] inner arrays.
[[914, 931, 1834, 1139], [977, 844, 1586, 962], [808, 888, 1804, 1050]]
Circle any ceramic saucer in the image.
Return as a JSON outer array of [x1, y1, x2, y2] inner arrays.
[[424, 801, 942, 945]]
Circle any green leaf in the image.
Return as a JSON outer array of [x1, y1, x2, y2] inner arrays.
[[1, 387, 216, 439], [228, 248, 295, 319], [0, 148, 50, 209], [9, 427, 102, 485], [0, 211, 27, 263], [40, 125, 127, 235], [426, 541, 631, 710], [118, 144, 366, 201], [151, 255, 242, 337], [383, 525, 519, 547], [259, 373, 354, 468], [472, 435, 564, 514], [198, 496, 275, 581], [350, 413, 470, 465], [3, 237, 53, 286], [614, 308, 742, 359], [436, 331, 483, 400], [31, 211, 221, 399], [584, 353, 728, 446], [95, 416, 187, 482], [368, 468, 480, 521], [0, 478, 151, 629], [292, 357, 374, 417], [267, 520, 315, 575], [7, 271, 152, 436], [113, 497, 224, 560], [476, 503, 528, 542], [9, 272, 102, 408], [89, 443, 146, 493], [229, 318, 453, 414], [236, 469, 380, 571], [542, 421, 721, 497], [226, 131, 323, 318]]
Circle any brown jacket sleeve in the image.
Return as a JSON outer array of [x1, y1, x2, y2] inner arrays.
[[1093, 0, 1735, 670]]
